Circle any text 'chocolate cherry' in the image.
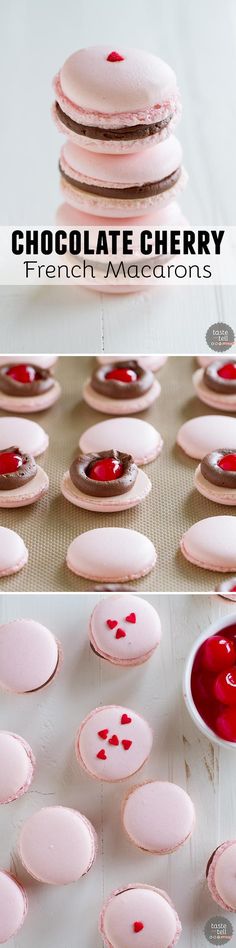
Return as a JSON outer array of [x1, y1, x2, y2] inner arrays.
[[88, 457, 123, 482], [218, 453, 236, 472], [105, 368, 137, 384], [0, 450, 23, 474], [6, 364, 40, 384], [218, 362, 236, 380]]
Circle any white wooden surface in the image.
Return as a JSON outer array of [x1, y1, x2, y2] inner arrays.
[[0, 0, 236, 353], [1, 592, 236, 948]]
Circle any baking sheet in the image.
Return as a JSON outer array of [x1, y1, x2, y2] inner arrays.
[[0, 355, 234, 592], [1, 592, 236, 948]]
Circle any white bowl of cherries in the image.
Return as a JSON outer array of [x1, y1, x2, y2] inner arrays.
[[184, 613, 236, 748]]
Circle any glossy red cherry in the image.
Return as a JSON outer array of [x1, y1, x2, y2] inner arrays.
[[217, 362, 236, 380], [218, 453, 236, 471], [105, 368, 137, 384], [0, 451, 23, 474], [88, 457, 123, 482], [191, 669, 215, 705], [201, 634, 236, 673], [214, 666, 236, 705], [6, 364, 40, 384], [215, 706, 236, 742]]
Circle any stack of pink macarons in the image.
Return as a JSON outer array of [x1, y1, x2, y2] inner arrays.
[[53, 45, 187, 291]]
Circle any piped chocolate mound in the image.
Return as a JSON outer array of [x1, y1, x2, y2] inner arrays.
[[70, 450, 138, 497], [204, 360, 236, 395], [201, 449, 236, 489], [91, 361, 153, 399], [0, 446, 37, 491], [0, 363, 54, 397]]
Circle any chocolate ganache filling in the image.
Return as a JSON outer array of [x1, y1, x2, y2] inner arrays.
[[0, 446, 37, 491], [204, 361, 236, 395], [0, 364, 54, 397], [91, 361, 153, 399], [201, 449, 236, 489], [70, 450, 138, 497], [59, 162, 181, 199], [55, 101, 173, 141]]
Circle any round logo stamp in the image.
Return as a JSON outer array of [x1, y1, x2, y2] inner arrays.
[[205, 322, 235, 352], [204, 916, 233, 944]]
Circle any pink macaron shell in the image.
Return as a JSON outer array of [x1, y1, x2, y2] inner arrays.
[[0, 465, 49, 508], [0, 380, 61, 414], [0, 417, 49, 457], [19, 806, 97, 884], [76, 705, 153, 782], [0, 731, 35, 804], [122, 781, 195, 854], [207, 841, 236, 911], [194, 464, 236, 505], [0, 870, 28, 943], [0, 356, 57, 369], [0, 619, 61, 693], [79, 417, 163, 465], [59, 137, 186, 217], [177, 415, 236, 460], [89, 594, 161, 665], [66, 527, 157, 582], [83, 378, 161, 415], [180, 516, 236, 572], [197, 356, 235, 368], [53, 47, 180, 153], [99, 884, 181, 948], [193, 369, 236, 412], [61, 466, 151, 513], [0, 527, 28, 577]]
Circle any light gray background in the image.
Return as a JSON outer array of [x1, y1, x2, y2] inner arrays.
[[1, 593, 236, 947], [0, 0, 235, 352]]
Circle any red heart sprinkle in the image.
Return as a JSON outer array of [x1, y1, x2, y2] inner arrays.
[[126, 612, 136, 624], [109, 734, 119, 746], [98, 729, 108, 740], [97, 749, 107, 760], [116, 628, 126, 639], [107, 51, 124, 62], [121, 713, 132, 725], [107, 619, 118, 629], [133, 921, 144, 933], [122, 739, 132, 750]]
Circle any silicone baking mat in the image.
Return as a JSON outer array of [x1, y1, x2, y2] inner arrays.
[[0, 355, 233, 592]]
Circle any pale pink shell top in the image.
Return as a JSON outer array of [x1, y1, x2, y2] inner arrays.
[[0, 732, 34, 803], [0, 870, 27, 943], [123, 781, 195, 852], [90, 594, 161, 662], [77, 705, 153, 781], [57, 46, 178, 120], [100, 885, 180, 948], [60, 135, 182, 187], [0, 619, 59, 692], [19, 806, 97, 884]]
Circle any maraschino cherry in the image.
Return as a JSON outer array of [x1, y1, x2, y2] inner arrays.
[[218, 453, 236, 471], [88, 457, 123, 482], [214, 666, 236, 705], [215, 706, 236, 742], [6, 364, 40, 384], [201, 634, 236, 673], [217, 362, 236, 380], [0, 450, 23, 475], [105, 368, 137, 384]]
